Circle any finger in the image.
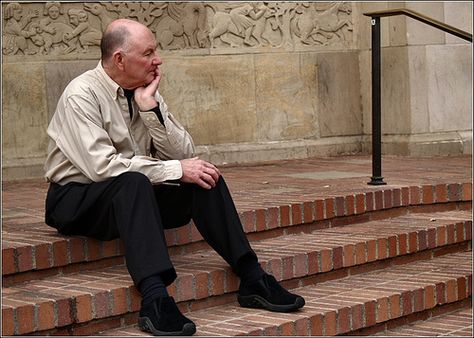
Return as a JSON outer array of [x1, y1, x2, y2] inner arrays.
[[197, 177, 212, 190], [201, 172, 217, 188]]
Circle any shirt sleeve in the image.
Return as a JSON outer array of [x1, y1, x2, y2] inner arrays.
[[138, 93, 196, 161], [54, 94, 183, 184]]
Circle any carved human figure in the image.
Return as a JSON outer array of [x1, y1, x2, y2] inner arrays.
[[39, 2, 72, 54], [209, 3, 268, 48], [63, 9, 102, 53], [2, 2, 38, 55]]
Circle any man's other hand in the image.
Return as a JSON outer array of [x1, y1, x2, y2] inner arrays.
[[180, 157, 221, 189]]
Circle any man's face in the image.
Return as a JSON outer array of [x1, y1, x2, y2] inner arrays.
[[121, 28, 162, 89]]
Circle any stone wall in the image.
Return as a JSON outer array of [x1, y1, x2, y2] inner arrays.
[[1, 1, 472, 180]]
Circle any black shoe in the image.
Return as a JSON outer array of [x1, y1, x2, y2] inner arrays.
[[138, 296, 196, 336], [237, 274, 305, 312]]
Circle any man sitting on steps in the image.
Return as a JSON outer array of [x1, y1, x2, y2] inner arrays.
[[43, 18, 305, 336]]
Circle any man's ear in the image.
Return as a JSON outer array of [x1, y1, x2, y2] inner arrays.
[[112, 51, 125, 71]]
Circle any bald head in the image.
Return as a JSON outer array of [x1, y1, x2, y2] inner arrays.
[[100, 19, 149, 62]]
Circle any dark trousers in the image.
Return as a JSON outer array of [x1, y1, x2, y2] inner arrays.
[[45, 172, 256, 286]]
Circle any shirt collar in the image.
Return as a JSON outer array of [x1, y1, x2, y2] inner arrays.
[[95, 61, 123, 100]]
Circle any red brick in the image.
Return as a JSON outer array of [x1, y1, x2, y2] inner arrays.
[[210, 269, 225, 296], [346, 195, 355, 216], [2, 247, 16, 275], [16, 245, 34, 272], [280, 321, 295, 336], [376, 297, 389, 323], [447, 183, 461, 201], [53, 240, 69, 267], [75, 293, 93, 323], [295, 317, 309, 336], [457, 276, 467, 300], [413, 288, 424, 312], [436, 282, 446, 304], [1, 307, 14, 335], [446, 279, 457, 303], [320, 249, 333, 272], [280, 205, 290, 227], [266, 207, 279, 229], [410, 186, 421, 205], [408, 232, 418, 253], [343, 244, 355, 267], [435, 184, 448, 202], [437, 226, 447, 246], [374, 191, 383, 210], [387, 235, 397, 257], [465, 221, 472, 240], [102, 240, 119, 257], [462, 182, 472, 201], [333, 246, 343, 269], [455, 222, 465, 242], [112, 287, 128, 315], [35, 243, 52, 270], [303, 201, 314, 223], [241, 211, 255, 233], [355, 242, 366, 265], [424, 284, 436, 309], [401, 187, 410, 206], [365, 192, 374, 211], [401, 290, 413, 315], [267, 258, 282, 280], [389, 294, 401, 319], [365, 300, 377, 326], [37, 300, 55, 331], [418, 229, 427, 251], [383, 189, 393, 209], [254, 209, 265, 231], [93, 291, 111, 319], [314, 199, 324, 220], [324, 310, 337, 336], [308, 251, 319, 274], [310, 313, 323, 336], [226, 270, 239, 293], [377, 238, 388, 259], [367, 239, 377, 262], [325, 198, 335, 219], [16, 303, 35, 334], [398, 233, 408, 255], [130, 286, 142, 312], [355, 193, 365, 214], [177, 274, 194, 301], [294, 253, 308, 277], [337, 306, 351, 334], [427, 228, 437, 249], [291, 203, 303, 225], [422, 185, 434, 204], [392, 188, 401, 207], [351, 303, 364, 331], [446, 223, 456, 244], [87, 239, 102, 261], [176, 226, 191, 245], [282, 256, 294, 279], [335, 196, 345, 217]]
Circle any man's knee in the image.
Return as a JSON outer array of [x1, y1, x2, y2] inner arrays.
[[116, 171, 151, 185]]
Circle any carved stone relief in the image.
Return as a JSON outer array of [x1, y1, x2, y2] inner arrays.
[[2, 2, 353, 57]]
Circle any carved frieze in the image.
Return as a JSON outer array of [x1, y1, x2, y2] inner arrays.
[[2, 1, 354, 58]]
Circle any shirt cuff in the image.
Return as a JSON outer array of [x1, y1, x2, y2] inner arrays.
[[157, 159, 182, 182], [151, 105, 165, 126]]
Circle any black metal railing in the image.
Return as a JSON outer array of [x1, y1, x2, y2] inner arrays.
[[363, 8, 472, 185]]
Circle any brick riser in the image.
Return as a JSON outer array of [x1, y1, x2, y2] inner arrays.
[[98, 251, 472, 336], [2, 195, 471, 287], [2, 210, 471, 336]]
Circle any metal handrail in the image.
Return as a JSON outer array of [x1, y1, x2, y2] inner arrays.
[[363, 8, 472, 185]]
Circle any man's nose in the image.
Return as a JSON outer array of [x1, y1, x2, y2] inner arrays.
[[153, 52, 162, 65]]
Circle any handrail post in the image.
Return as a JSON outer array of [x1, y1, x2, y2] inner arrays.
[[368, 17, 386, 185]]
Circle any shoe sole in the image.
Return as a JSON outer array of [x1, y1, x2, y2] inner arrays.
[[237, 294, 305, 312], [138, 317, 196, 336]]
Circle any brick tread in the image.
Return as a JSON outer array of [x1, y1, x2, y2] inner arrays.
[[2, 210, 471, 335], [3, 180, 471, 277], [371, 304, 472, 336], [98, 251, 472, 336]]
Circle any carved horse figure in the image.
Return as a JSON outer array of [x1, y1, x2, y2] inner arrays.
[[297, 2, 353, 45], [83, 3, 115, 32], [155, 2, 207, 49]]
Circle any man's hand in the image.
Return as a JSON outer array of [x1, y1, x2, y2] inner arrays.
[[180, 157, 221, 189], [134, 68, 161, 111]]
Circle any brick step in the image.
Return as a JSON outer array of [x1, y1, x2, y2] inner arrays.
[[98, 251, 472, 336], [369, 301, 472, 336], [2, 182, 471, 285], [1, 210, 471, 335]]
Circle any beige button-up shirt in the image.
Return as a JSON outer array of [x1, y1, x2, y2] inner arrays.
[[44, 62, 195, 185]]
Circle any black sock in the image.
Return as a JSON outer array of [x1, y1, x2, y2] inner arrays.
[[236, 253, 266, 285], [138, 273, 169, 306]]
